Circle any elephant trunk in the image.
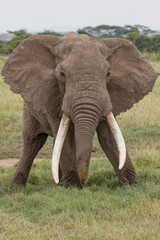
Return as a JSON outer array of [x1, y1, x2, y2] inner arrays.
[[72, 96, 102, 181], [68, 73, 113, 180]]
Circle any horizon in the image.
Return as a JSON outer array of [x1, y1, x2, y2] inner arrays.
[[1, 24, 160, 35]]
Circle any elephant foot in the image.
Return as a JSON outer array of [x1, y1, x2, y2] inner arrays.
[[124, 170, 138, 185], [118, 168, 138, 186], [118, 178, 138, 186], [63, 171, 83, 189], [12, 172, 27, 187]]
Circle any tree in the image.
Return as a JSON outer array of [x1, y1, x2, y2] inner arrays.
[[152, 35, 160, 53], [0, 26, 159, 55], [37, 30, 62, 36], [0, 30, 31, 54]]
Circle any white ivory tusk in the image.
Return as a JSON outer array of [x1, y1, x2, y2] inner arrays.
[[52, 113, 70, 184], [106, 112, 126, 169]]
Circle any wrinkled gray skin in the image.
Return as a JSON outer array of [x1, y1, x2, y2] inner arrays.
[[1, 33, 158, 188]]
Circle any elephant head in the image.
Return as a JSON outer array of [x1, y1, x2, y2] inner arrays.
[[1, 32, 158, 185]]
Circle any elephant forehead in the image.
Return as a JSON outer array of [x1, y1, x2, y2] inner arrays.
[[53, 38, 101, 59], [72, 41, 100, 53]]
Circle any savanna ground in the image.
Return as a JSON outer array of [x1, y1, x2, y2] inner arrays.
[[0, 54, 160, 240]]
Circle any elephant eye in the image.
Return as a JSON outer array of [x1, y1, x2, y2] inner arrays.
[[60, 71, 65, 77], [106, 71, 110, 77]]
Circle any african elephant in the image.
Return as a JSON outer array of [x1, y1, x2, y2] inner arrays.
[[1, 32, 158, 189]]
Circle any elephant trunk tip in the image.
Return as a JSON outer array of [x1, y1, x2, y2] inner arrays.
[[77, 150, 91, 181]]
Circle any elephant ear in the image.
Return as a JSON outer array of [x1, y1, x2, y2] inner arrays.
[[1, 35, 62, 114], [101, 38, 159, 116]]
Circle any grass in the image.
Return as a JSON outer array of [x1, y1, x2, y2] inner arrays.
[[0, 55, 160, 239]]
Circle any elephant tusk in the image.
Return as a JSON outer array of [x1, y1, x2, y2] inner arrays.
[[106, 112, 126, 169], [52, 113, 70, 184]]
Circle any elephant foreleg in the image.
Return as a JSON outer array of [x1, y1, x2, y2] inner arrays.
[[12, 106, 48, 186], [59, 125, 83, 189], [48, 116, 83, 189], [12, 133, 48, 186], [97, 120, 138, 185]]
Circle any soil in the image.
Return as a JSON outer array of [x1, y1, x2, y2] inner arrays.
[[0, 158, 43, 168]]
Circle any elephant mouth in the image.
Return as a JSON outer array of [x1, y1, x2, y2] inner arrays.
[[51, 112, 126, 184]]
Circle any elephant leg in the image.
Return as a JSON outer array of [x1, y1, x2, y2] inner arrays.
[[59, 124, 83, 189], [97, 120, 138, 185], [48, 116, 83, 189], [12, 107, 48, 186]]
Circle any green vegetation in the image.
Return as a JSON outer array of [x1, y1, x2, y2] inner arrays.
[[0, 25, 160, 57], [0, 29, 62, 55], [78, 25, 160, 56], [0, 30, 32, 55], [0, 56, 160, 239]]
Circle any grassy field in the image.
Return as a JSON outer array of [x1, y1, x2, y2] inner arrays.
[[0, 55, 160, 239]]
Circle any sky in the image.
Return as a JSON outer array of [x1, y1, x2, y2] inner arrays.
[[0, 0, 160, 33]]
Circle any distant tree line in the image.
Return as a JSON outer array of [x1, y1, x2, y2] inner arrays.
[[0, 25, 160, 56], [0, 30, 31, 55], [0, 30, 62, 55], [78, 25, 160, 54]]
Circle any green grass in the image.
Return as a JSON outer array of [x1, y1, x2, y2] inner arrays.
[[0, 160, 160, 239], [0, 55, 160, 239]]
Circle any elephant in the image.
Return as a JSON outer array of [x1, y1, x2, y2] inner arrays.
[[1, 32, 158, 189]]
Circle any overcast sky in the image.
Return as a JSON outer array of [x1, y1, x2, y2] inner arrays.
[[0, 0, 160, 33]]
